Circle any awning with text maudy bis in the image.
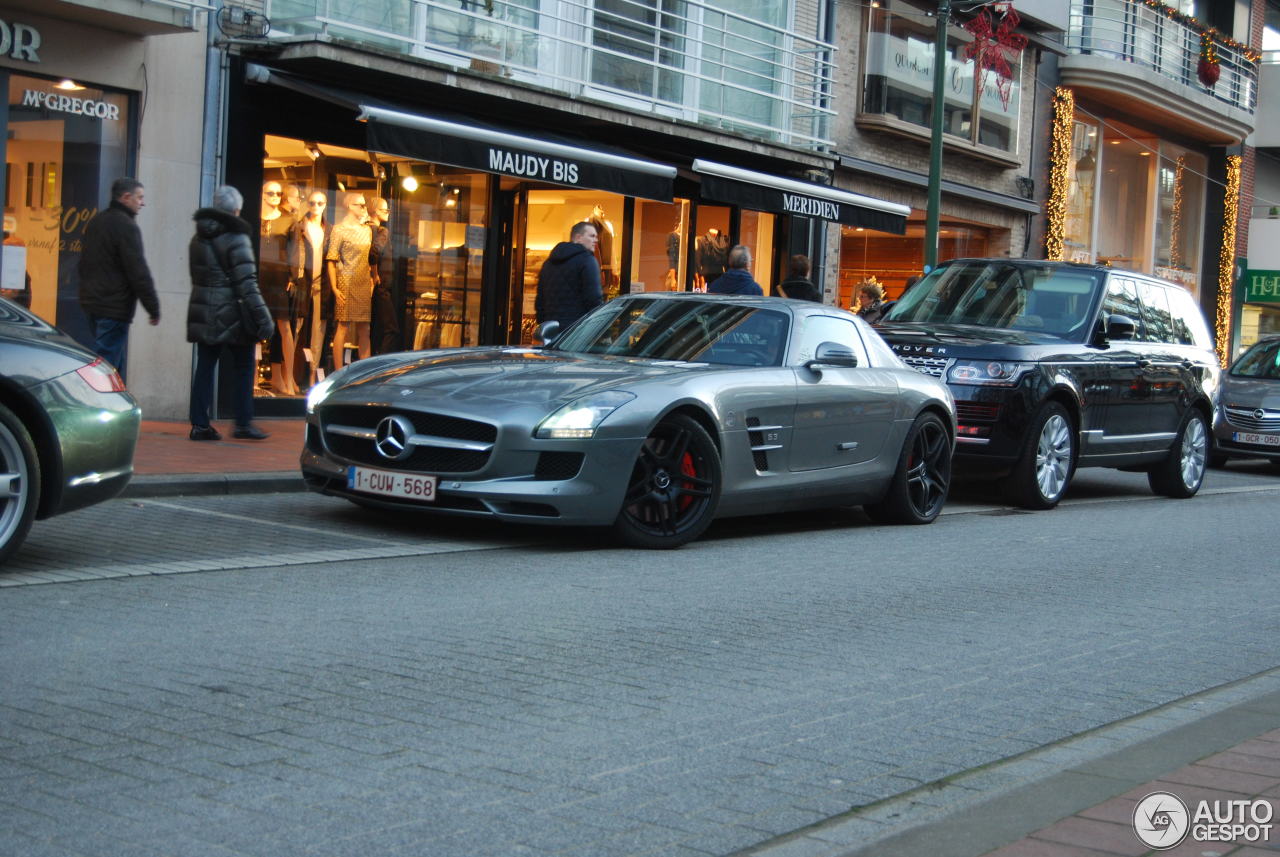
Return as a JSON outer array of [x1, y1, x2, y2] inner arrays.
[[359, 105, 677, 202], [693, 160, 910, 234]]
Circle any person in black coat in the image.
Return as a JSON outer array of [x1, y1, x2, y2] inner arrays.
[[77, 177, 160, 380], [186, 185, 275, 441], [535, 221, 603, 331], [777, 254, 820, 301]]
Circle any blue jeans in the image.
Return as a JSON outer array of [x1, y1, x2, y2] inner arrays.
[[89, 316, 130, 379], [189, 342, 256, 428]]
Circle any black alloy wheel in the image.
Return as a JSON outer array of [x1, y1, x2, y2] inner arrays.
[[864, 412, 952, 525], [614, 413, 721, 548], [0, 402, 40, 565]]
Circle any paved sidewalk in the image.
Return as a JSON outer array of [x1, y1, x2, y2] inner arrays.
[[744, 675, 1280, 857], [124, 418, 307, 497]]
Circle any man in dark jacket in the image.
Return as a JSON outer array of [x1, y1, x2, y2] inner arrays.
[[777, 254, 820, 302], [535, 221, 602, 331], [707, 245, 763, 296], [77, 177, 159, 379], [186, 185, 275, 442]]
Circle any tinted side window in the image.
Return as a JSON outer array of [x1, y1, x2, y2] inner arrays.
[[1164, 285, 1212, 349], [794, 315, 869, 367], [1102, 277, 1147, 339], [1137, 281, 1175, 343]]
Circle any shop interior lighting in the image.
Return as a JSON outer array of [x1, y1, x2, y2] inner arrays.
[[55, 79, 86, 92]]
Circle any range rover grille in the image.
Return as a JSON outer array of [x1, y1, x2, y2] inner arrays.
[[898, 355, 950, 377], [1224, 406, 1280, 433]]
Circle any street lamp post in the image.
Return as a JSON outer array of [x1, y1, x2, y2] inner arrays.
[[925, 0, 951, 271]]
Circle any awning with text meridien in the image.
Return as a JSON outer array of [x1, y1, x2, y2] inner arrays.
[[359, 105, 677, 202], [693, 160, 909, 234]]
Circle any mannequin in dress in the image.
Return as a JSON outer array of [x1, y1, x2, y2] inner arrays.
[[588, 203, 615, 294], [367, 196, 400, 355], [260, 181, 299, 395], [293, 191, 331, 384], [327, 192, 374, 366]]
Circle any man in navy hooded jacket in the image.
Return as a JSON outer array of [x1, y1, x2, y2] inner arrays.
[[707, 245, 763, 296], [535, 221, 603, 330]]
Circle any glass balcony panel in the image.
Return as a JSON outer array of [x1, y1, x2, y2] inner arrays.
[[265, 0, 833, 149]]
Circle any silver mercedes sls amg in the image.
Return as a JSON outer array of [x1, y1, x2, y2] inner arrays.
[[301, 294, 956, 548]]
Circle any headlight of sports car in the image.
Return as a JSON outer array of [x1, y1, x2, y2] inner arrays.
[[946, 360, 1035, 386], [306, 376, 339, 414], [535, 391, 636, 439]]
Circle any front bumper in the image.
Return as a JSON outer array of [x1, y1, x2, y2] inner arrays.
[[300, 420, 643, 526], [1212, 422, 1280, 462]]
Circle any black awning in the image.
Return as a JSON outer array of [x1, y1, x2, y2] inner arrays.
[[244, 65, 677, 202], [693, 160, 909, 234], [361, 106, 676, 202]]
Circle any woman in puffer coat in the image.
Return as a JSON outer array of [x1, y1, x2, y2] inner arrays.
[[186, 185, 275, 441]]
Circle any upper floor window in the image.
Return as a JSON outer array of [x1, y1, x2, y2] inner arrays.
[[860, 0, 1021, 154]]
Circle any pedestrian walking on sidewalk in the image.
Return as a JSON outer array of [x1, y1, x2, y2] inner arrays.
[[185, 185, 274, 441], [77, 177, 160, 380]]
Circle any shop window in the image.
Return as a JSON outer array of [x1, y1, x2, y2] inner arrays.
[[257, 135, 489, 397], [1064, 119, 1099, 264], [1153, 145, 1206, 297], [1096, 128, 1157, 273], [860, 1, 1022, 154], [838, 221, 993, 309], [692, 205, 730, 290], [738, 210, 775, 291], [1, 74, 130, 339], [630, 197, 690, 293], [517, 188, 624, 342]]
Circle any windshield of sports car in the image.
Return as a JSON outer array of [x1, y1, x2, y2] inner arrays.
[[1231, 338, 1280, 378], [885, 261, 1104, 338], [551, 298, 789, 366]]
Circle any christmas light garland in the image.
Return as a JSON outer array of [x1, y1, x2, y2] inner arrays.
[[1170, 155, 1185, 270], [1135, 0, 1261, 61], [1045, 87, 1074, 262], [1215, 155, 1241, 367]]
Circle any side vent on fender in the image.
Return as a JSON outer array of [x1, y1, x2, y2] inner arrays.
[[746, 416, 783, 472]]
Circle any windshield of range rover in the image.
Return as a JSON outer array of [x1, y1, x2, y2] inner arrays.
[[552, 298, 790, 366], [886, 262, 1105, 337]]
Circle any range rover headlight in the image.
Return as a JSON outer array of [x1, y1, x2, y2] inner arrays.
[[535, 391, 636, 439], [947, 360, 1035, 386]]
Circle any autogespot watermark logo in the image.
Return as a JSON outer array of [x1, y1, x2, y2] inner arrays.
[[1133, 791, 1274, 850]]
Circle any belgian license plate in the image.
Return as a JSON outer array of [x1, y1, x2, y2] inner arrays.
[[347, 466, 437, 501], [1233, 432, 1280, 447]]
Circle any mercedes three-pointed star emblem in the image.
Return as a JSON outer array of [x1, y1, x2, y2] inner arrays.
[[374, 415, 416, 461]]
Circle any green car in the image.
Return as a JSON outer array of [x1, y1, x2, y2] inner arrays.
[[0, 297, 141, 564]]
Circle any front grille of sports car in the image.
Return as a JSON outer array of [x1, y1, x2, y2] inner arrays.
[[535, 452, 584, 481], [899, 355, 950, 377], [1224, 406, 1280, 433], [319, 405, 497, 473]]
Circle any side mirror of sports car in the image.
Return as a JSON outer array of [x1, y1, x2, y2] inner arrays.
[[537, 320, 562, 346], [806, 341, 859, 372]]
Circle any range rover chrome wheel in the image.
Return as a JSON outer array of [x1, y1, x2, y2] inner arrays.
[[1149, 410, 1207, 499], [1006, 402, 1074, 510]]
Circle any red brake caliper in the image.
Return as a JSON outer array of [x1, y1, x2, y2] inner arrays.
[[678, 452, 696, 511]]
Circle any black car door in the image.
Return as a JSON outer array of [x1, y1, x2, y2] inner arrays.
[[1134, 280, 1187, 448], [1087, 276, 1153, 456]]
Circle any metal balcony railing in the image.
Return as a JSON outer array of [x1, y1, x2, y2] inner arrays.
[[265, 0, 836, 150], [1065, 0, 1258, 112]]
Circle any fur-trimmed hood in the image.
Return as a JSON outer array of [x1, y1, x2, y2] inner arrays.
[[193, 207, 252, 240]]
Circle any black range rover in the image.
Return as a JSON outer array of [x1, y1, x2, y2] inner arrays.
[[877, 259, 1220, 508]]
